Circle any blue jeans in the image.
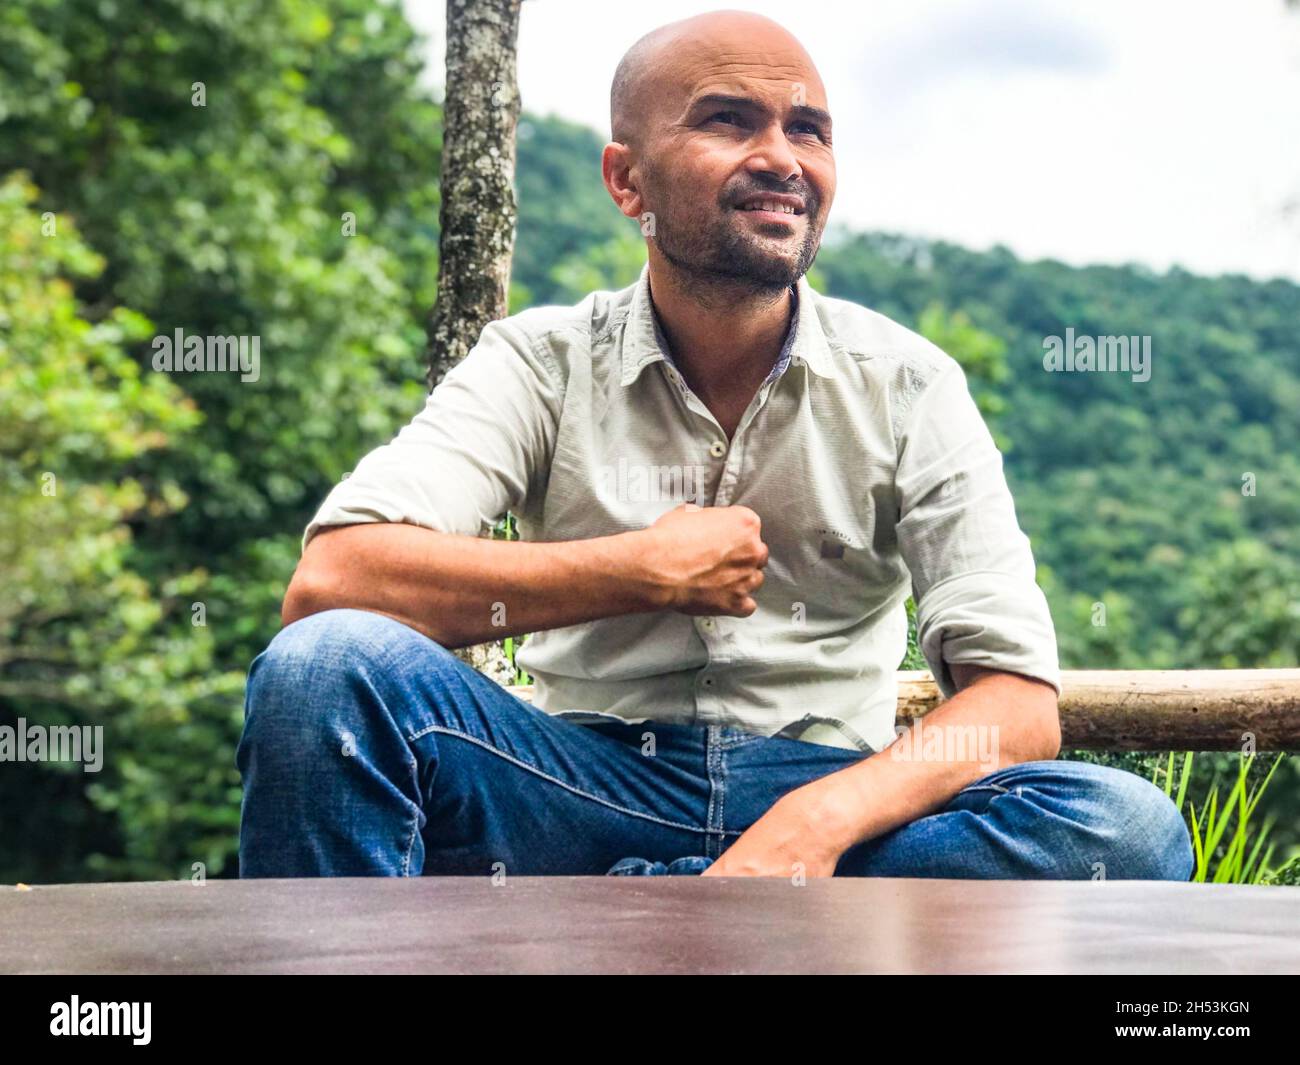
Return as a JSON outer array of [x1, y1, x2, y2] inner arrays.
[[236, 609, 1193, 880]]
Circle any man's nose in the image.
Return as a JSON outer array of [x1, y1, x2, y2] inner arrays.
[[743, 121, 803, 185]]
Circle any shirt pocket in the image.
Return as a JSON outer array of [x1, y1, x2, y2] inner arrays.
[[787, 519, 903, 623]]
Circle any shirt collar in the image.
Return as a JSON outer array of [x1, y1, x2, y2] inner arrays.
[[619, 261, 837, 387]]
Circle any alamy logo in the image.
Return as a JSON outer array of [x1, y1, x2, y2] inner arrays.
[[50, 997, 151, 1044], [890, 716, 1001, 772], [151, 328, 261, 382], [0, 719, 103, 772], [1042, 328, 1151, 382], [594, 458, 709, 504]]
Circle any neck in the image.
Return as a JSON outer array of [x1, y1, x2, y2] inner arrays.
[[645, 253, 794, 401]]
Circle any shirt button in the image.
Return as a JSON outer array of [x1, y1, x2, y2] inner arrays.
[[700, 618, 715, 631], [702, 677, 715, 687], [709, 440, 726, 458]]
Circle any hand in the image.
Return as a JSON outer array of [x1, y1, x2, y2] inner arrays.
[[700, 787, 848, 879], [631, 502, 769, 617]]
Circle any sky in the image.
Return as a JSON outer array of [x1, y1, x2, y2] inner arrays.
[[403, 0, 1300, 282]]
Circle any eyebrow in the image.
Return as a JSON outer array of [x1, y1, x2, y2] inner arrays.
[[688, 92, 833, 132]]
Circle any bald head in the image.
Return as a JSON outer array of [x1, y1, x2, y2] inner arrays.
[[610, 10, 824, 149], [602, 10, 834, 297]]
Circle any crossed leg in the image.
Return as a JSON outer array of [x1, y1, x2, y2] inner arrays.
[[237, 608, 1193, 882]]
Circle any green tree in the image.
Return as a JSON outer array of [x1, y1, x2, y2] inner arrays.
[[0, 0, 445, 879], [1179, 539, 1300, 668], [0, 172, 239, 881]]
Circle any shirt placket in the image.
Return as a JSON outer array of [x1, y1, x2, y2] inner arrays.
[[659, 360, 785, 725]]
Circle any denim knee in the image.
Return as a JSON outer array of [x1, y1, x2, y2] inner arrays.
[[1131, 775, 1195, 881], [1081, 764, 1194, 881], [260, 608, 429, 677], [240, 608, 437, 747]]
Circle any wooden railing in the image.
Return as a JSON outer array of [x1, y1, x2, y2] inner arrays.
[[506, 669, 1300, 750]]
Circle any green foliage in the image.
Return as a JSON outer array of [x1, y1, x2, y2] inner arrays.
[[1263, 854, 1300, 886], [0, 0, 442, 880], [900, 598, 927, 671], [1179, 539, 1300, 668], [915, 303, 1010, 445], [513, 115, 630, 306], [544, 231, 648, 306], [0, 171, 243, 881], [1153, 751, 1288, 883], [1039, 569, 1147, 669], [492, 513, 532, 686]]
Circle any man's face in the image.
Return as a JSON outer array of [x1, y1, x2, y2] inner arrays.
[[637, 44, 836, 293]]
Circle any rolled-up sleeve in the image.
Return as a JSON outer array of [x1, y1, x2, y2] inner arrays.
[[894, 358, 1061, 700], [303, 319, 561, 550]]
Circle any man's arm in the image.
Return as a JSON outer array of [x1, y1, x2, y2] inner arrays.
[[287, 309, 772, 646], [283, 522, 657, 646], [284, 503, 771, 648], [813, 663, 1060, 844], [702, 664, 1059, 877]]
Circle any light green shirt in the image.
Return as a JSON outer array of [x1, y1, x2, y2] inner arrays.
[[305, 263, 1061, 753]]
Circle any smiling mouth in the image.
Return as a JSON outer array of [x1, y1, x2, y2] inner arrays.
[[733, 207, 805, 229], [734, 201, 804, 216]]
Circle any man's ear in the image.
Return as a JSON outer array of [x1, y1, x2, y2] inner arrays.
[[601, 141, 642, 220]]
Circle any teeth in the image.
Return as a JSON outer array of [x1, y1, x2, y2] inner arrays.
[[739, 200, 797, 214]]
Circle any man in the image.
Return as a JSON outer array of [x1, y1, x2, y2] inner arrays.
[[237, 10, 1192, 881]]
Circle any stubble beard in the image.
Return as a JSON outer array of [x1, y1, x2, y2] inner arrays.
[[646, 172, 822, 299]]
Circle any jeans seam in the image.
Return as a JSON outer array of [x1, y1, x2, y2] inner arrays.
[[718, 727, 763, 749], [716, 733, 726, 849], [407, 723, 716, 837], [401, 751, 419, 877], [705, 727, 726, 858]]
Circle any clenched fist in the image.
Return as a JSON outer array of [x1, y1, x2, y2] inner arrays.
[[632, 502, 769, 616]]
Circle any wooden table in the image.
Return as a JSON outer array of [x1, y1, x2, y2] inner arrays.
[[2, 877, 1297, 974]]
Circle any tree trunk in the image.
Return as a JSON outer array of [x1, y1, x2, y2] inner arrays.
[[426, 0, 522, 390], [429, 0, 524, 683]]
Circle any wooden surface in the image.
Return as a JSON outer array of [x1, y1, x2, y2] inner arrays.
[[508, 669, 1300, 750], [2, 877, 1297, 974]]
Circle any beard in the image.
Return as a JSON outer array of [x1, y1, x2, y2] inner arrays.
[[644, 168, 823, 295]]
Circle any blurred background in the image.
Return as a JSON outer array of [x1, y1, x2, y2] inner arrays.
[[1, 0, 1297, 883]]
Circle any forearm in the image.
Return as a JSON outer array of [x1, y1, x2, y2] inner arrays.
[[799, 668, 1061, 853], [282, 521, 664, 647]]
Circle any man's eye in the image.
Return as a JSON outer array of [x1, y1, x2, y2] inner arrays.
[[791, 121, 823, 138], [708, 111, 744, 125]]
